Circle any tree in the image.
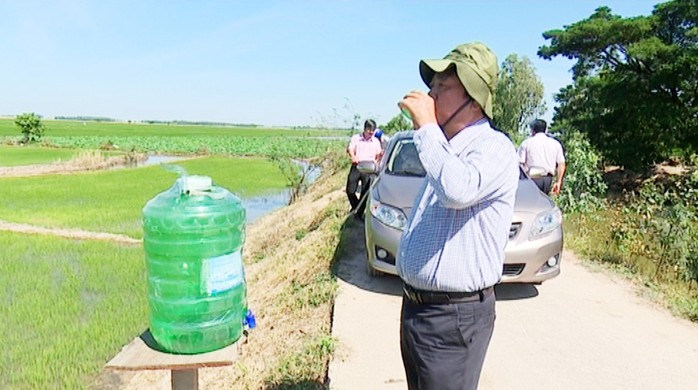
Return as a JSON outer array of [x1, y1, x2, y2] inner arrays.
[[552, 125, 608, 214], [538, 0, 698, 169], [15, 113, 46, 143], [493, 54, 547, 138], [380, 112, 412, 135]]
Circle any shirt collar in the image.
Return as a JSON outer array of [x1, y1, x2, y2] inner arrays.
[[448, 118, 491, 154]]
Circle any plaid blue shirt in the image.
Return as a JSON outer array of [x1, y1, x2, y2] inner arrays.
[[396, 121, 519, 292]]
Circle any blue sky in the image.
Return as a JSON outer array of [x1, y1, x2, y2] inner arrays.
[[0, 0, 663, 128]]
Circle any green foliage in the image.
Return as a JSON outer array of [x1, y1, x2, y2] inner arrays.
[[493, 54, 547, 135], [14, 113, 46, 143], [566, 209, 698, 321], [553, 128, 608, 213], [539, 0, 698, 169], [269, 143, 332, 204], [27, 135, 344, 159], [381, 112, 413, 134], [612, 163, 698, 284], [0, 119, 348, 159], [0, 118, 347, 138]]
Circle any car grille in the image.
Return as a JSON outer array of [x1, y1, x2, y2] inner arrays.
[[503, 263, 525, 276], [509, 223, 522, 240]]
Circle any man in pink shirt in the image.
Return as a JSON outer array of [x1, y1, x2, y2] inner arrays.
[[346, 119, 382, 219], [518, 119, 566, 195]]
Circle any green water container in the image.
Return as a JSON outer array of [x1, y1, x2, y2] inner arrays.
[[143, 175, 247, 354]]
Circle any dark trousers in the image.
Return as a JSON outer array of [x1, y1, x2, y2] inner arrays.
[[532, 176, 554, 195], [400, 289, 496, 390], [345, 164, 371, 217]]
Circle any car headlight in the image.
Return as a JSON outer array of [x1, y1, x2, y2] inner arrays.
[[369, 199, 408, 230], [529, 207, 563, 239]]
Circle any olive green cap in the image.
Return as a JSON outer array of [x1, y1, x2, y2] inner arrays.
[[419, 42, 499, 119]]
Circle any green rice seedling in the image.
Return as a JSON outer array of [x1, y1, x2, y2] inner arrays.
[[0, 145, 81, 167], [0, 231, 147, 389], [0, 156, 287, 239]]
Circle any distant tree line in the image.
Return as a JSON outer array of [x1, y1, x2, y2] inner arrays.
[[142, 120, 261, 127], [55, 116, 116, 122]]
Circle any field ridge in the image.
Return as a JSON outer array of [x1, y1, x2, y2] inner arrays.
[[0, 219, 140, 244]]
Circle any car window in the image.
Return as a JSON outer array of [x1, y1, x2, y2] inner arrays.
[[387, 140, 426, 177]]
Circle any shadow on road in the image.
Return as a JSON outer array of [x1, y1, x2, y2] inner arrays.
[[332, 216, 541, 301], [494, 283, 539, 300], [331, 217, 403, 297]]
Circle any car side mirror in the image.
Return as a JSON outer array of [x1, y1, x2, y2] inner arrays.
[[356, 160, 378, 174]]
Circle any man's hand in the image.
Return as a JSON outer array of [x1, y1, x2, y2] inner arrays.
[[551, 181, 562, 195], [399, 90, 437, 129]]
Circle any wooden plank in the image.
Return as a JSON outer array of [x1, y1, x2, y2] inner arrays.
[[105, 329, 239, 371], [172, 369, 198, 390]]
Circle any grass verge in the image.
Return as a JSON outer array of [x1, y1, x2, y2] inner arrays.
[[198, 168, 350, 389], [564, 212, 698, 321]]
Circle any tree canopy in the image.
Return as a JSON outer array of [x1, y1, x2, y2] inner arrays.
[[15, 112, 45, 143], [539, 0, 698, 169], [493, 54, 546, 138]]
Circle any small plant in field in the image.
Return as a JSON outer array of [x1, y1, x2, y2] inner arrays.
[[269, 143, 331, 204], [15, 112, 46, 143], [100, 140, 119, 150], [295, 228, 308, 241]]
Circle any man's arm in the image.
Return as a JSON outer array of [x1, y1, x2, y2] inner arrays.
[[414, 124, 519, 208], [551, 143, 566, 195], [517, 142, 528, 172], [347, 136, 358, 162], [551, 162, 566, 195]]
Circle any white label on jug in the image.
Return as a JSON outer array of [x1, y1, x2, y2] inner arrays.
[[203, 251, 243, 295]]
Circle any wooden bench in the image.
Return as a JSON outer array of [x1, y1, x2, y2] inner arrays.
[[105, 329, 239, 390]]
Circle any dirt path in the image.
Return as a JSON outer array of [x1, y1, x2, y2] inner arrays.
[[0, 219, 141, 244], [329, 222, 698, 389]]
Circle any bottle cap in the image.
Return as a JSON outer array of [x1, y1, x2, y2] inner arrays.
[[178, 175, 213, 195]]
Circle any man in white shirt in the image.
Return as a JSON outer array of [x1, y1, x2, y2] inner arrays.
[[518, 119, 566, 195]]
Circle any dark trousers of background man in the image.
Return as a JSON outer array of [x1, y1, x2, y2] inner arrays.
[[345, 164, 371, 218], [532, 175, 553, 195], [400, 291, 496, 390]]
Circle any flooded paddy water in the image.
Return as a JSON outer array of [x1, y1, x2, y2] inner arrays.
[[139, 155, 322, 224]]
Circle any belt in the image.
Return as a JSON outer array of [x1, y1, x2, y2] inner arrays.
[[403, 284, 494, 305]]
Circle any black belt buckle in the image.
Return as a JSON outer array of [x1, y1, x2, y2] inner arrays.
[[403, 286, 422, 304]]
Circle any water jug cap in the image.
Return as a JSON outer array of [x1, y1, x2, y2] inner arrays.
[[180, 175, 212, 194]]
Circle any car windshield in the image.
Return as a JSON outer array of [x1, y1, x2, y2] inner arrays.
[[387, 140, 426, 177], [386, 136, 528, 180]]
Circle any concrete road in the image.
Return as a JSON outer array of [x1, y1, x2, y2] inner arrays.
[[329, 230, 698, 390]]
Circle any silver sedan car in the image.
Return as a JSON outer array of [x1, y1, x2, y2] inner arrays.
[[362, 131, 563, 284]]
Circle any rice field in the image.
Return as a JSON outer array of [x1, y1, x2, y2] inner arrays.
[[0, 121, 347, 388]]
